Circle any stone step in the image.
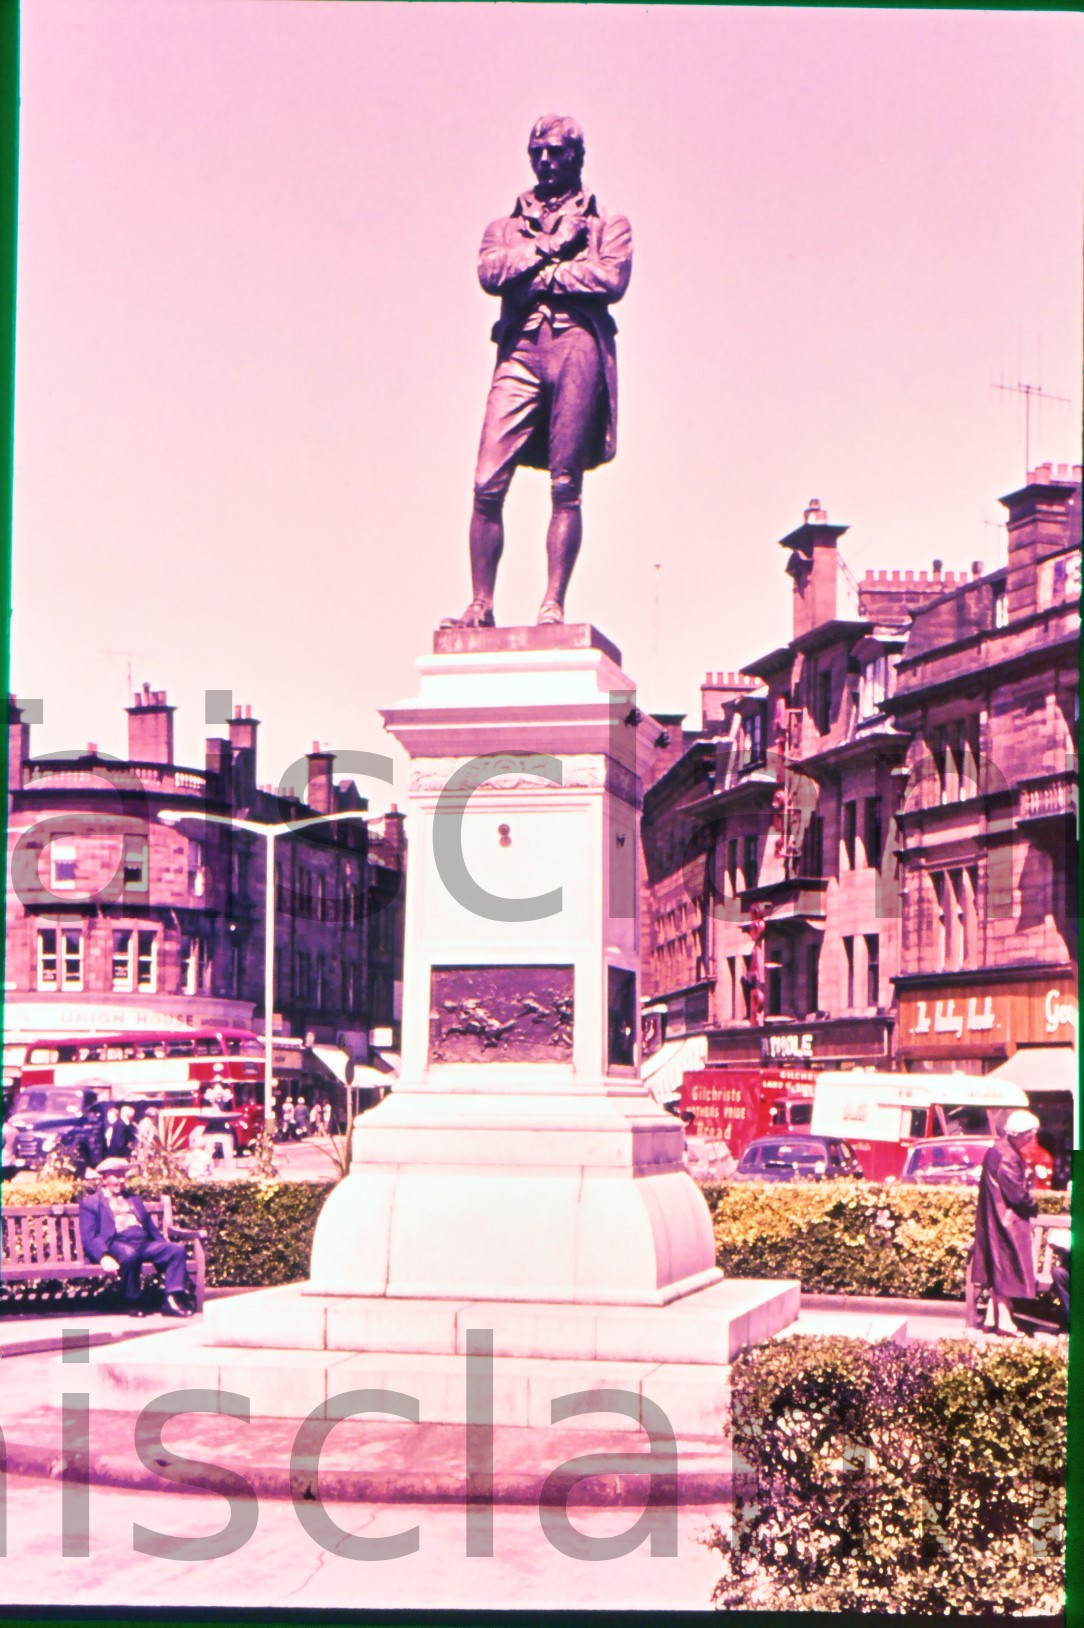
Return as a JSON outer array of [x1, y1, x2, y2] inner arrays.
[[202, 1277, 799, 1367], [52, 1334, 733, 1437]]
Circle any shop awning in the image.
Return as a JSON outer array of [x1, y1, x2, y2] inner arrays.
[[985, 1047, 1078, 1098], [642, 1034, 709, 1106], [309, 1045, 353, 1085]]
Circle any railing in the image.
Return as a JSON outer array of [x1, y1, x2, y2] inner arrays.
[[23, 762, 208, 795], [1017, 771, 1077, 822]]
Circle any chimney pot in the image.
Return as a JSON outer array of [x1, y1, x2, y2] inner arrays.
[[972, 560, 983, 577], [932, 559, 943, 575], [87, 742, 97, 756]]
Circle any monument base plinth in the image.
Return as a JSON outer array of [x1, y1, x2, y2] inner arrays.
[[56, 1276, 799, 1438]]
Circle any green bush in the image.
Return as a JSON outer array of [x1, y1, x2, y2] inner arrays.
[[702, 1179, 1066, 1300], [1, 1175, 337, 1288], [708, 1333, 1066, 1614]]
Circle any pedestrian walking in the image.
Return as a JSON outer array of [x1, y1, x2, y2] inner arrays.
[[105, 1104, 139, 1160], [280, 1096, 296, 1141], [134, 1107, 161, 1162], [295, 1096, 311, 1138], [184, 1126, 215, 1181], [973, 1108, 1041, 1336]]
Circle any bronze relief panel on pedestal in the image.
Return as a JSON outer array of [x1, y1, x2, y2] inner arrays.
[[429, 965, 574, 1063]]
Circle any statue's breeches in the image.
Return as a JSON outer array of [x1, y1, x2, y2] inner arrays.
[[473, 321, 605, 513]]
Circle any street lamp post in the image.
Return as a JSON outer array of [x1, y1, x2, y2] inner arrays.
[[159, 807, 369, 1130]]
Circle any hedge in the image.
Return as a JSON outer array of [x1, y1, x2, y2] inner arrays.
[[707, 1333, 1067, 1615], [702, 1178, 1067, 1301], [1, 1175, 337, 1289]]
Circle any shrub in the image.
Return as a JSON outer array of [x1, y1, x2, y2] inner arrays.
[[708, 1334, 1067, 1614], [1, 1174, 337, 1288], [702, 1179, 1066, 1300]]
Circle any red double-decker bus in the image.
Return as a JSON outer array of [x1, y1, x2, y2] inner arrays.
[[14, 1028, 266, 1151]]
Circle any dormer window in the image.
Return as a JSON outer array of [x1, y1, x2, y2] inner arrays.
[[740, 704, 766, 769]]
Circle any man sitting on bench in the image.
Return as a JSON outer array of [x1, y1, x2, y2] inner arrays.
[[78, 1158, 194, 1318]]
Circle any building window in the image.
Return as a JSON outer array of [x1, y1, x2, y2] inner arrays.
[[843, 936, 855, 1009], [316, 955, 327, 1009], [123, 841, 149, 892], [806, 942, 820, 1016], [743, 833, 760, 890], [803, 813, 824, 878], [741, 707, 765, 769], [112, 930, 134, 991], [61, 931, 83, 990], [180, 935, 199, 996], [932, 872, 948, 970], [727, 955, 738, 1020], [37, 929, 58, 990], [864, 797, 883, 868], [188, 840, 206, 898], [136, 930, 157, 993], [297, 869, 314, 920], [859, 653, 889, 719], [296, 949, 313, 1003], [315, 875, 326, 924], [342, 961, 357, 1012], [842, 802, 857, 869], [766, 958, 783, 1018], [727, 839, 739, 895], [815, 670, 833, 736], [275, 861, 285, 912], [964, 866, 980, 963], [865, 933, 880, 1007], [50, 838, 77, 891], [229, 939, 243, 997], [994, 588, 1009, 628]]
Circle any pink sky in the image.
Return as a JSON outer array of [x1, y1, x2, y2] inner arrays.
[[11, 2, 1083, 807]]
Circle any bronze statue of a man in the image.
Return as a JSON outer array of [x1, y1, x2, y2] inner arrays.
[[443, 116, 632, 629]]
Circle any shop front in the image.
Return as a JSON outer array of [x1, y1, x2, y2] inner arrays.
[[897, 966, 1078, 1182], [896, 967, 1078, 1071], [706, 1013, 895, 1070]]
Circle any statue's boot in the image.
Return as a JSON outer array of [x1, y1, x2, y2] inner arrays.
[[536, 598, 565, 625], [440, 600, 495, 630]]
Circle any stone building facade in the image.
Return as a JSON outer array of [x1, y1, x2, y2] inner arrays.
[[889, 463, 1079, 1095], [4, 687, 405, 1058], [641, 467, 1079, 1083]]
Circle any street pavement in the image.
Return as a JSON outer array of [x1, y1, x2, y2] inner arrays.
[[0, 1469, 729, 1610]]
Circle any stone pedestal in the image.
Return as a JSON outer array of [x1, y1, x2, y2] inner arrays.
[[308, 626, 720, 1305]]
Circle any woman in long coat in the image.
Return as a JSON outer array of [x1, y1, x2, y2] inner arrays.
[[973, 1108, 1040, 1335]]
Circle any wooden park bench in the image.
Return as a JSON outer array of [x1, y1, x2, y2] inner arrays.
[[1, 1198, 207, 1312], [965, 1211, 1070, 1329]]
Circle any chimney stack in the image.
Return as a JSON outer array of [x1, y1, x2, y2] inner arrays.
[[306, 742, 335, 814], [999, 463, 1082, 622], [126, 683, 175, 765], [778, 500, 850, 640], [7, 696, 30, 796], [227, 704, 259, 807], [700, 671, 761, 729]]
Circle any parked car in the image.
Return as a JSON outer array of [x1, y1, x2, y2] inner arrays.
[[683, 1132, 738, 1183], [900, 1134, 1054, 1190], [2, 1082, 115, 1175], [730, 1134, 864, 1182]]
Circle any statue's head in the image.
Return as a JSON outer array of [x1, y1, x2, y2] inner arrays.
[[528, 115, 584, 197]]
